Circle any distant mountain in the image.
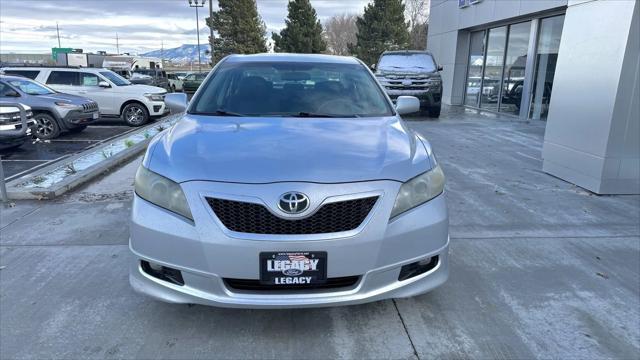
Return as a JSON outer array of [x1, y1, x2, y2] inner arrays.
[[142, 44, 210, 65]]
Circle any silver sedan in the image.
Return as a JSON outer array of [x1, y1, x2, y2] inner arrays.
[[129, 53, 449, 308]]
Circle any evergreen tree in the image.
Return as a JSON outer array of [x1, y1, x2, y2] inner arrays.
[[350, 0, 410, 65], [207, 0, 267, 63], [272, 0, 326, 53]]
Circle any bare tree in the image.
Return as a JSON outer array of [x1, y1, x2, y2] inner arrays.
[[405, 0, 430, 50], [324, 13, 358, 56]]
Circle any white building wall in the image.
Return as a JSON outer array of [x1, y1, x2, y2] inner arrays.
[[428, 0, 639, 194], [542, 0, 639, 194]]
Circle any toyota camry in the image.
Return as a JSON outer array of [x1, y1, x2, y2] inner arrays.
[[130, 53, 449, 308]]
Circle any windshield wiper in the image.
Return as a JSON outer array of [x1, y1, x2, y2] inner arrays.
[[207, 109, 247, 117], [293, 112, 358, 118]]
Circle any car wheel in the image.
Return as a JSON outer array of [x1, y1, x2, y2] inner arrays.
[[122, 103, 149, 127], [33, 113, 61, 139], [68, 125, 87, 133], [428, 106, 441, 118]]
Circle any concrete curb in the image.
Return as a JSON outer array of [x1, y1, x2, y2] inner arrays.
[[4, 113, 181, 200], [6, 137, 149, 200]]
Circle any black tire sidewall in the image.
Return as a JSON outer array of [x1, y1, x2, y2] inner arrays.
[[122, 103, 149, 126], [33, 113, 61, 139]]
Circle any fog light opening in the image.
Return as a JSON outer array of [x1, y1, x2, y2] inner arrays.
[[398, 256, 439, 281], [141, 260, 185, 286]]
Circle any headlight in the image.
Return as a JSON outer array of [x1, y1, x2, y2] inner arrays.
[[144, 93, 165, 102], [55, 101, 76, 107], [390, 165, 445, 219], [134, 166, 193, 220]]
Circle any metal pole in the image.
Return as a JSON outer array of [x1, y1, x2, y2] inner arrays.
[[116, 32, 120, 54], [0, 156, 8, 203], [56, 22, 61, 48], [196, 5, 202, 73], [209, 0, 214, 64]]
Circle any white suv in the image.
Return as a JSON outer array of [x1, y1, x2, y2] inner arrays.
[[1, 67, 168, 126]]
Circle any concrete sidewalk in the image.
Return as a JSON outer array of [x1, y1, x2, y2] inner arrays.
[[1, 107, 638, 359]]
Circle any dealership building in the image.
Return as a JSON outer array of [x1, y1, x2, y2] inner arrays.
[[427, 0, 639, 194]]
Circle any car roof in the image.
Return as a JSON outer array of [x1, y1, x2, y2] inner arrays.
[[224, 53, 361, 65], [0, 74, 33, 81], [381, 50, 433, 56], [1, 66, 106, 72]]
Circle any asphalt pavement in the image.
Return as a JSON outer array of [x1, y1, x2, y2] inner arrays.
[[1, 106, 638, 359]]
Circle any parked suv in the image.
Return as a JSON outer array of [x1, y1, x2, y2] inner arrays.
[[132, 69, 170, 91], [0, 75, 99, 139], [0, 103, 36, 150], [374, 51, 443, 117], [1, 67, 168, 126]]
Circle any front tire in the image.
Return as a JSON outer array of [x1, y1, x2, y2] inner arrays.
[[33, 113, 61, 139], [427, 106, 441, 118], [122, 103, 149, 127]]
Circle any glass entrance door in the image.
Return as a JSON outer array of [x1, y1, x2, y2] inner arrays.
[[464, 31, 486, 107], [500, 21, 532, 115], [480, 26, 507, 111], [529, 15, 565, 120]]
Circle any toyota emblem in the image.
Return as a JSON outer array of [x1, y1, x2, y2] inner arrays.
[[278, 192, 310, 214]]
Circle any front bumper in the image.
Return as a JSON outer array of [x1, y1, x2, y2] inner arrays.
[[0, 120, 35, 149], [62, 109, 100, 126], [129, 180, 449, 308], [147, 101, 169, 117]]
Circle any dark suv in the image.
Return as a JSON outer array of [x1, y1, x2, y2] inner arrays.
[[374, 51, 443, 117]]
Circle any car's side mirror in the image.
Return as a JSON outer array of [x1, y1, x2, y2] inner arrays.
[[98, 81, 111, 88], [370, 63, 376, 71], [395, 96, 420, 115], [437, 65, 444, 72], [165, 93, 188, 114]]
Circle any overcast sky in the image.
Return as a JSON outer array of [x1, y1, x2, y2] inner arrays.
[[0, 0, 370, 54]]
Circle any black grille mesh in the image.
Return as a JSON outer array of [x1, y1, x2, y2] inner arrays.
[[207, 196, 378, 235]]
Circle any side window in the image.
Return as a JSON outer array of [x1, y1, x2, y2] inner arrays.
[[80, 73, 99, 86], [0, 82, 11, 96], [186, 74, 195, 81], [47, 71, 78, 86], [3, 70, 39, 80]]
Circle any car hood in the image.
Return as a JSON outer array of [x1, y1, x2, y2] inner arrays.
[[118, 84, 166, 94], [36, 92, 93, 104], [377, 69, 439, 77], [147, 115, 432, 184]]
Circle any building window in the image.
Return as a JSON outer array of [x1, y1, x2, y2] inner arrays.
[[462, 14, 565, 120], [480, 26, 507, 112], [464, 31, 485, 107], [529, 15, 565, 120], [500, 21, 532, 115]]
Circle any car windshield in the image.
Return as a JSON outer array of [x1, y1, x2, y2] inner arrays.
[[7, 78, 55, 95], [378, 53, 437, 72], [190, 61, 393, 118], [100, 71, 131, 86]]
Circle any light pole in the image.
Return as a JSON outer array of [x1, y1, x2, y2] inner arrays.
[[188, 0, 205, 73]]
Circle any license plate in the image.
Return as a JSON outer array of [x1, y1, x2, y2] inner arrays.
[[93, 112, 100, 119], [260, 251, 327, 285]]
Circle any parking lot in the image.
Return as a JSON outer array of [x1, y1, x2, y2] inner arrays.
[[1, 107, 638, 359], [0, 117, 164, 181]]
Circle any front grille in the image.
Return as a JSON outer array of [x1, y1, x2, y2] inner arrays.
[[207, 196, 378, 235], [82, 102, 98, 112], [224, 276, 360, 291]]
